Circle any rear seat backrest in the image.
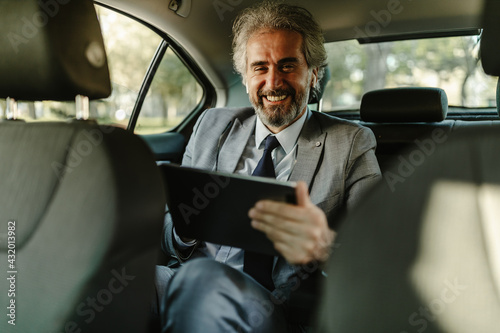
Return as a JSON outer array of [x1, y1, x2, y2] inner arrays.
[[360, 87, 454, 173]]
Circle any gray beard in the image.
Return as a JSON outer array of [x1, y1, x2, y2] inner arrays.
[[252, 88, 309, 129]]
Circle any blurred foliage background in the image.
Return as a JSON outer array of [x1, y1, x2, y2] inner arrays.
[[1, 7, 497, 133], [323, 36, 497, 111]]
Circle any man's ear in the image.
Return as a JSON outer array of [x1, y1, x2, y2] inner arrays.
[[243, 80, 248, 94], [310, 67, 319, 88]]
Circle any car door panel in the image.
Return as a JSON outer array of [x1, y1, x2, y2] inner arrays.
[[140, 132, 185, 163]]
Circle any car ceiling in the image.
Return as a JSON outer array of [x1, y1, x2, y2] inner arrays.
[[98, 0, 486, 100]]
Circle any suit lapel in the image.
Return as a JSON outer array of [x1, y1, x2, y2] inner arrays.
[[217, 114, 256, 173], [216, 110, 326, 186], [289, 112, 326, 188]]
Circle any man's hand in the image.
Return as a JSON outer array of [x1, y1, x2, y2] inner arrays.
[[248, 181, 336, 265]]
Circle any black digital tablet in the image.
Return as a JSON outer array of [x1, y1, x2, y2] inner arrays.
[[160, 163, 297, 256]]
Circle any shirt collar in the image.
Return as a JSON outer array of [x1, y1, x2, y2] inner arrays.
[[255, 108, 310, 154]]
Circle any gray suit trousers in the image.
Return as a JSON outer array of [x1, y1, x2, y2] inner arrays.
[[156, 259, 306, 333]]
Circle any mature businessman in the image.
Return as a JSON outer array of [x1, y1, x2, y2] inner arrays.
[[158, 2, 381, 332]]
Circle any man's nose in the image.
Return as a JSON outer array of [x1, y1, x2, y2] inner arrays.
[[265, 68, 284, 90]]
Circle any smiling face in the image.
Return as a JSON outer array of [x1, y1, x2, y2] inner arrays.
[[245, 29, 318, 133]]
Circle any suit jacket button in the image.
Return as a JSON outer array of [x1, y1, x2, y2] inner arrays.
[[315, 141, 321, 147]]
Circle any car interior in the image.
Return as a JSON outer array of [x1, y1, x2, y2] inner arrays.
[[1, 0, 499, 332]]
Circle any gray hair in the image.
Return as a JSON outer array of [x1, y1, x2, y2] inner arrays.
[[232, 2, 327, 94]]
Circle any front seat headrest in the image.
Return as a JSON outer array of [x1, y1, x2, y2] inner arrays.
[[0, 0, 111, 101], [480, 0, 500, 76], [360, 87, 448, 123], [479, 0, 500, 116]]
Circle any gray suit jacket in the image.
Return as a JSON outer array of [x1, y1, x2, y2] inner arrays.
[[162, 107, 381, 290]]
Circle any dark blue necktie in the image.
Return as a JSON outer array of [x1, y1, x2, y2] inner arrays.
[[252, 135, 280, 178], [244, 135, 280, 290]]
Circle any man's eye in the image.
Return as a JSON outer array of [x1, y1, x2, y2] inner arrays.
[[281, 65, 295, 72], [254, 67, 267, 72]]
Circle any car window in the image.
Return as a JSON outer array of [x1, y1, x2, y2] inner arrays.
[[94, 5, 161, 128], [0, 5, 203, 133], [323, 35, 498, 112], [135, 47, 203, 134]]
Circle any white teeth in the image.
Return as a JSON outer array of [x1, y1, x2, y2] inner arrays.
[[266, 95, 287, 102]]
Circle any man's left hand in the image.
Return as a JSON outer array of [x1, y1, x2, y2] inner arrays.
[[248, 181, 336, 265]]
